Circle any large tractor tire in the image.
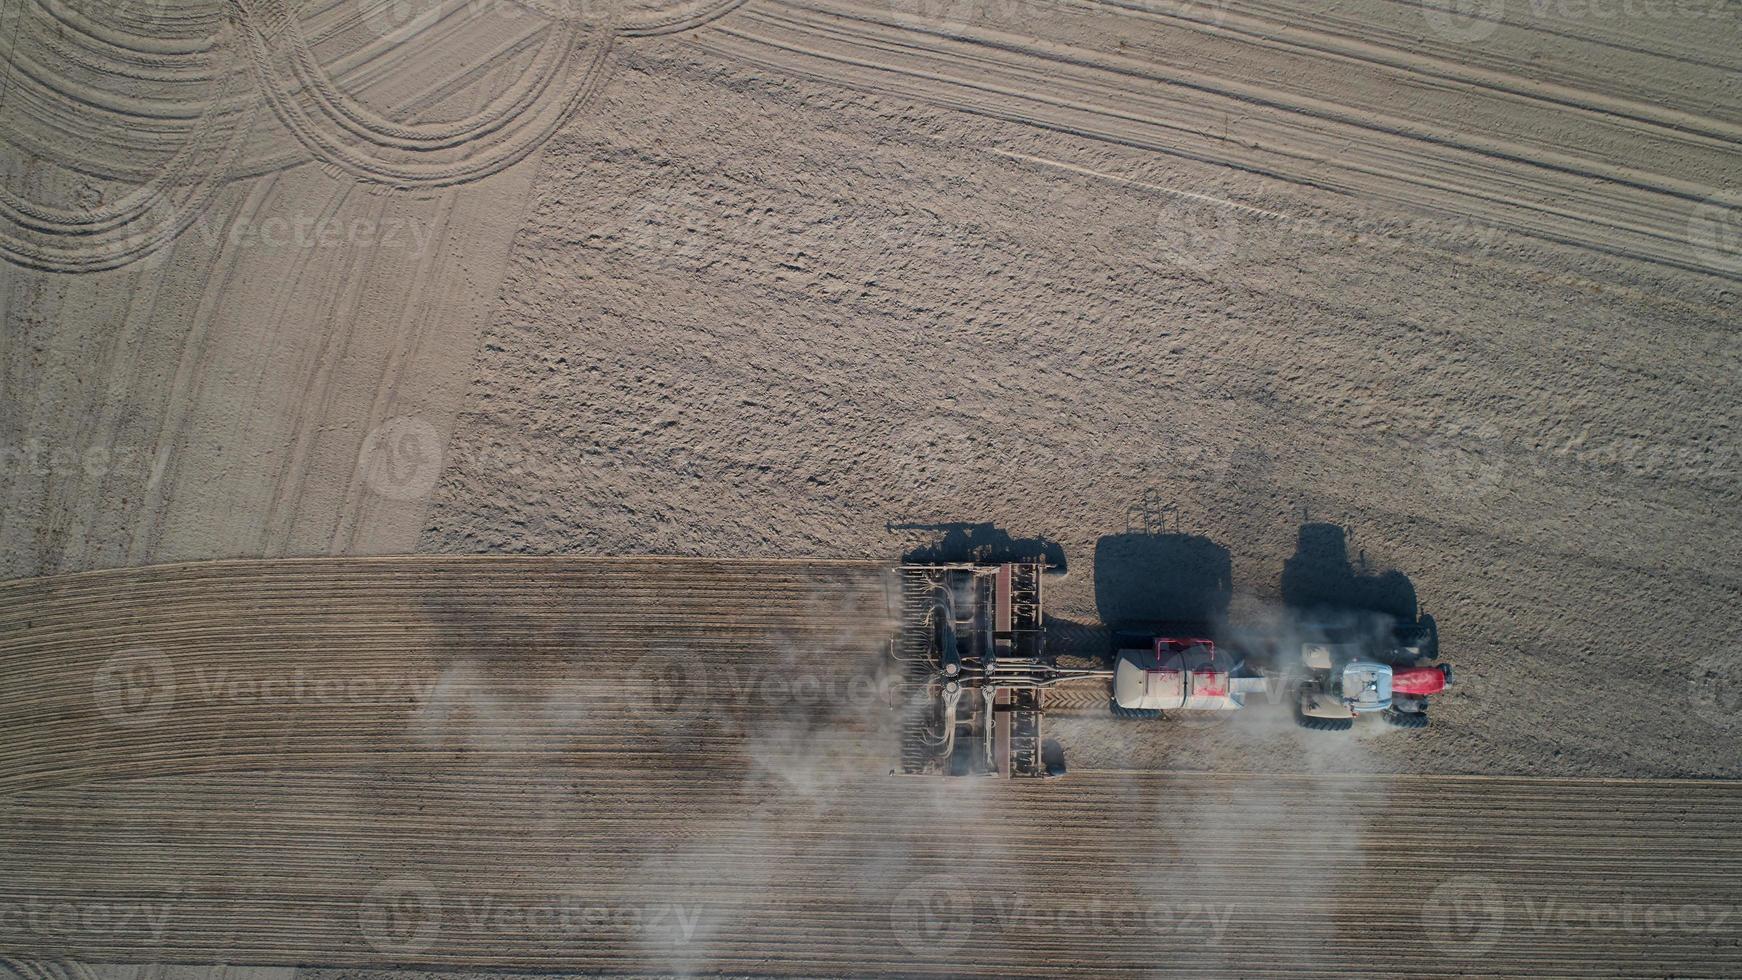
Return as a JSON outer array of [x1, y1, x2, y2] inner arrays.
[[1110, 701, 1162, 720], [1384, 708, 1430, 729], [1295, 680, 1353, 731], [1295, 712, 1354, 732]]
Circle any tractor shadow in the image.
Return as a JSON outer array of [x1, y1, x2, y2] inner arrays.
[[1092, 531, 1232, 632], [1280, 522, 1417, 620], [893, 520, 1067, 572], [1278, 522, 1438, 660]]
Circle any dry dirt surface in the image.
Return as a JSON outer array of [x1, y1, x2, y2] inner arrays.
[[1, 0, 1740, 976], [3, 556, 1742, 978], [415, 0, 1742, 780]]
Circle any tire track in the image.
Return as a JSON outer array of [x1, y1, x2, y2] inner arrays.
[[0, 3, 258, 273], [329, 187, 461, 555], [620, 0, 751, 36], [233, 0, 615, 188], [695, 0, 1741, 279], [256, 191, 394, 555], [123, 175, 278, 567], [0, 0, 721, 271], [1113, 0, 1742, 149]]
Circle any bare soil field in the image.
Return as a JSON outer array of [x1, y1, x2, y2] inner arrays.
[[1, 0, 1739, 976], [3, 557, 1741, 976], [418, 0, 1742, 779]]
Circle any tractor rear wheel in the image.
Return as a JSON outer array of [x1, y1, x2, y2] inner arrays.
[[1295, 681, 1353, 731], [1110, 701, 1161, 720]]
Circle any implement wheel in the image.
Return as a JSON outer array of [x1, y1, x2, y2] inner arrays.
[[1110, 701, 1162, 720]]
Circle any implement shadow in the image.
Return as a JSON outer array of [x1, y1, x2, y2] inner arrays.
[[1093, 531, 1232, 632], [892, 520, 1067, 571]]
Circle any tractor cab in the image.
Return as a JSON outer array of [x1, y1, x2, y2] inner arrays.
[[1334, 659, 1394, 713]]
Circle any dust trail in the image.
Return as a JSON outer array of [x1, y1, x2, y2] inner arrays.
[[631, 571, 911, 975], [1120, 601, 1403, 970]]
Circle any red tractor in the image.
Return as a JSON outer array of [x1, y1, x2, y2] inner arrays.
[[1294, 616, 1451, 730]]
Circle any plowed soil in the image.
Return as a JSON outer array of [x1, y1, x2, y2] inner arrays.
[[1, 0, 1738, 976]]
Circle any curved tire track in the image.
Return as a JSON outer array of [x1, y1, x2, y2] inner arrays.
[[233, 0, 614, 188], [0, 2, 257, 273]]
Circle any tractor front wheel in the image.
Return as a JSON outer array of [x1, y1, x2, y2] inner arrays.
[[1384, 708, 1430, 729], [1296, 714, 1354, 731]]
